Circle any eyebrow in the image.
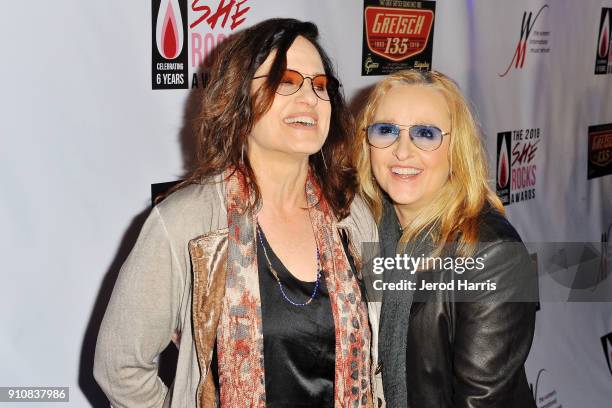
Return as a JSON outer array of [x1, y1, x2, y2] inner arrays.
[[286, 67, 326, 76], [373, 119, 442, 126]]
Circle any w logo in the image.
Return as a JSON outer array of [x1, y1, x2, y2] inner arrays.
[[499, 5, 549, 77]]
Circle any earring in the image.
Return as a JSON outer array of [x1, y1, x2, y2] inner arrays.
[[241, 144, 245, 163], [320, 148, 328, 170]]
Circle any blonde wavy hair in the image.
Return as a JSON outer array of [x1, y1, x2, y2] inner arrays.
[[356, 70, 504, 255]]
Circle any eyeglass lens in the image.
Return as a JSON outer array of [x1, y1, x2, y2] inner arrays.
[[277, 70, 334, 101], [367, 123, 444, 151]]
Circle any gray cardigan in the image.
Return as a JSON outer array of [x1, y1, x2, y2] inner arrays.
[[93, 176, 383, 407]]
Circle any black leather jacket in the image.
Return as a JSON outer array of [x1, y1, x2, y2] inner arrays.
[[378, 204, 538, 408]]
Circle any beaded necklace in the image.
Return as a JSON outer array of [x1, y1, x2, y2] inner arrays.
[[255, 221, 322, 306]]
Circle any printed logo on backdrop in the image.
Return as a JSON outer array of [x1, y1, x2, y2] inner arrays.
[[151, 0, 251, 90], [152, 0, 189, 89], [496, 128, 541, 205], [595, 8, 612, 75], [587, 123, 612, 180], [499, 5, 550, 77], [602, 332, 612, 376], [362, 0, 436, 76], [529, 369, 563, 408]]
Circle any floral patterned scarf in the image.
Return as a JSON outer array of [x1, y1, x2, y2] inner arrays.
[[216, 167, 372, 407]]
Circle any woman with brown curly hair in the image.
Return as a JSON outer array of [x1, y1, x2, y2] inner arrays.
[[94, 19, 378, 408]]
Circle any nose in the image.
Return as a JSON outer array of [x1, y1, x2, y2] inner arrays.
[[392, 131, 417, 161], [295, 77, 318, 105]]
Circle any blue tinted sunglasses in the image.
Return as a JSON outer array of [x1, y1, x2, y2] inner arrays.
[[365, 123, 449, 151]]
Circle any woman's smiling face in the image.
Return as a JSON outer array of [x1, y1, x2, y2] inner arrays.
[[369, 84, 451, 219], [248, 36, 331, 160]]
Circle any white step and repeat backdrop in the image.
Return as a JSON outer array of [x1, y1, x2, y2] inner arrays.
[[1, 0, 611, 406]]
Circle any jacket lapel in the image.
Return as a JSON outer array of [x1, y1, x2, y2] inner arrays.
[[189, 229, 228, 408]]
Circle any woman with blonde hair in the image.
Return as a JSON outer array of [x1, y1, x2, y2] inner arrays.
[[357, 70, 537, 407]]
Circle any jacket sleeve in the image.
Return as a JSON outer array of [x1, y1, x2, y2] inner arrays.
[[452, 241, 537, 408], [94, 206, 185, 408]]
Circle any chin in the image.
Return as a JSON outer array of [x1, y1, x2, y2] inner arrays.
[[384, 184, 422, 206], [389, 193, 422, 207], [287, 138, 326, 155]]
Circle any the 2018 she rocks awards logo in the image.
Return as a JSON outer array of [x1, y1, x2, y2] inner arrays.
[[499, 5, 550, 77], [362, 0, 436, 76], [152, 0, 251, 90], [588, 123, 612, 180], [496, 128, 541, 205], [595, 8, 612, 75]]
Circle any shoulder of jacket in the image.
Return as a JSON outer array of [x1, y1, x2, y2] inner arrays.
[[154, 177, 227, 235], [157, 178, 223, 209], [349, 194, 371, 219], [338, 195, 378, 243], [476, 208, 522, 244]]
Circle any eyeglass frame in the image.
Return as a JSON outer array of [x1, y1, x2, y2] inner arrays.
[[252, 69, 340, 101], [364, 122, 450, 151]]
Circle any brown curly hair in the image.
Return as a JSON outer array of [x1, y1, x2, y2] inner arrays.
[[166, 18, 357, 220]]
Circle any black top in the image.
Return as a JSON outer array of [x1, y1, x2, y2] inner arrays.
[[256, 228, 335, 408]]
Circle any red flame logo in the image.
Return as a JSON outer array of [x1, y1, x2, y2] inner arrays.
[[156, 0, 184, 60], [498, 138, 509, 188], [599, 10, 610, 59]]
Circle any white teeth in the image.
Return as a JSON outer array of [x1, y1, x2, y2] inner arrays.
[[284, 116, 316, 126], [391, 167, 422, 175]]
